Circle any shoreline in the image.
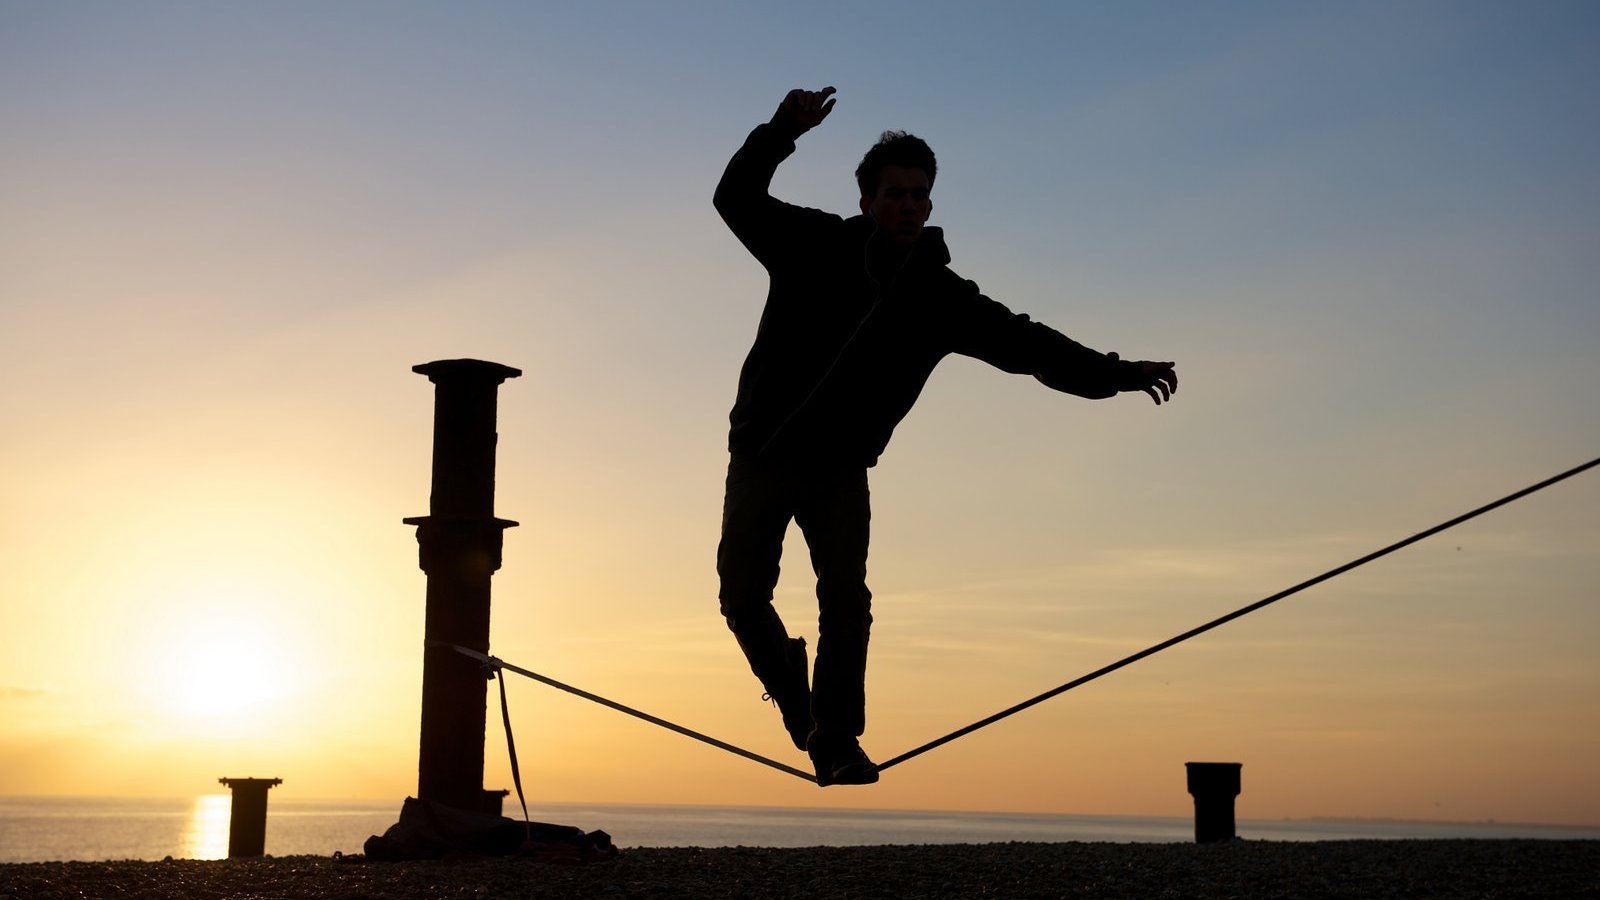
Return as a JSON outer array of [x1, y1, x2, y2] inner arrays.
[[4, 840, 1597, 899]]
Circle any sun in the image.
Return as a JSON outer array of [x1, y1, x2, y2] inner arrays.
[[172, 637, 282, 716], [154, 622, 297, 722]]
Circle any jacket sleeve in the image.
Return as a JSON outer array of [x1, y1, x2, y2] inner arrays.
[[713, 110, 835, 270], [949, 282, 1138, 400]]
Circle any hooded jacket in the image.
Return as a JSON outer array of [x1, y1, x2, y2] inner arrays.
[[715, 113, 1138, 468]]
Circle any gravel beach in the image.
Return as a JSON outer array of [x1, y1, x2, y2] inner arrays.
[[3, 840, 1597, 899]]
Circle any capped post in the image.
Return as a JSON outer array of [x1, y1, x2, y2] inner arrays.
[[404, 359, 520, 815], [218, 777, 281, 858], [1185, 761, 1242, 843]]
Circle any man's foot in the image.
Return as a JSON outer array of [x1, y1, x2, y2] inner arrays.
[[761, 637, 812, 752], [809, 737, 879, 787]]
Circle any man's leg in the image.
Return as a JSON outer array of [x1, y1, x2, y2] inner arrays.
[[716, 455, 812, 750], [794, 465, 876, 784]]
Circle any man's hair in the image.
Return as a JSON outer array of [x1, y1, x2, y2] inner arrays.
[[855, 130, 936, 198]]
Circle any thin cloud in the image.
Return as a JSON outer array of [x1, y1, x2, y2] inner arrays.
[[1, 687, 47, 700]]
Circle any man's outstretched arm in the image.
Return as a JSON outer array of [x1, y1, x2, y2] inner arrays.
[[1034, 338, 1178, 405], [713, 87, 838, 265], [954, 288, 1178, 404]]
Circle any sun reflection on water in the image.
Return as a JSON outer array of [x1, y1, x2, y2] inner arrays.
[[182, 794, 231, 859]]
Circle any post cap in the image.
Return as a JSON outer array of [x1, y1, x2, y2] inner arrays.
[[1185, 761, 1241, 795], [218, 777, 283, 788], [412, 359, 522, 385]]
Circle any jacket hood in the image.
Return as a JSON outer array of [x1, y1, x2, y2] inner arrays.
[[844, 215, 951, 268]]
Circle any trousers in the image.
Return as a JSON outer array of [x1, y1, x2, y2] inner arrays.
[[716, 454, 873, 741]]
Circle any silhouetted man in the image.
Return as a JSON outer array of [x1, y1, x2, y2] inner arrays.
[[714, 86, 1177, 786]]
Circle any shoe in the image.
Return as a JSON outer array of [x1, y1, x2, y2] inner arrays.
[[809, 737, 879, 787], [761, 637, 812, 752]]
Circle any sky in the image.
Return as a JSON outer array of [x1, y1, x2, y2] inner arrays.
[[2, 1, 1597, 828]]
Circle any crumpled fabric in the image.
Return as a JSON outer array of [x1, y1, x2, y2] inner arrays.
[[362, 796, 617, 863]]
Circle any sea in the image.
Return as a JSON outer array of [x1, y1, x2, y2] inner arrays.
[[1, 796, 1596, 864]]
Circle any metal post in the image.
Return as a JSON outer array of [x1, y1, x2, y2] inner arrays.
[[1185, 761, 1242, 843], [404, 359, 521, 815], [218, 777, 281, 858]]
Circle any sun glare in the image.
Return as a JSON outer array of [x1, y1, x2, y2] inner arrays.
[[182, 793, 231, 860], [154, 622, 299, 723], [173, 639, 281, 716]]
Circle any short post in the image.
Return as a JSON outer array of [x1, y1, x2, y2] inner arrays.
[[218, 777, 282, 858], [404, 359, 521, 815], [1185, 762, 1241, 843]]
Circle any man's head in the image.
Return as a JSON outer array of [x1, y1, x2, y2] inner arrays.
[[856, 131, 935, 245]]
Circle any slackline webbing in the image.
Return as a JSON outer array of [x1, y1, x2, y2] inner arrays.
[[432, 454, 1596, 782], [875, 454, 1599, 771], [428, 640, 817, 783], [494, 666, 533, 838]]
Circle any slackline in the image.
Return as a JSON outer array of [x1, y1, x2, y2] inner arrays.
[[429, 639, 817, 782], [435, 454, 1597, 782]]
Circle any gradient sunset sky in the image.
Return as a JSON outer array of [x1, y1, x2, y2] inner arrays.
[[2, 1, 1596, 826]]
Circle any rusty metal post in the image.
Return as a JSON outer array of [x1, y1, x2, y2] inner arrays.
[[1186, 761, 1242, 843], [218, 777, 281, 858], [404, 359, 520, 815]]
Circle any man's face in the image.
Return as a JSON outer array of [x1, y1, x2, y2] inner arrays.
[[860, 164, 932, 246]]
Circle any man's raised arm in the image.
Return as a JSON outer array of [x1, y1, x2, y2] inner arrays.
[[713, 87, 837, 265]]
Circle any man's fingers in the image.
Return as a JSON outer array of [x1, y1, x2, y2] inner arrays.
[[818, 98, 836, 118], [1132, 361, 1176, 404], [788, 86, 837, 106], [1142, 361, 1177, 396]]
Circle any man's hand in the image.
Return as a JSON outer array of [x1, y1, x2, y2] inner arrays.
[[779, 86, 837, 133], [1128, 361, 1178, 405]]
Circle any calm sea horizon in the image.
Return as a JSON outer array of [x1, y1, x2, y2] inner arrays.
[[1, 795, 1596, 864]]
